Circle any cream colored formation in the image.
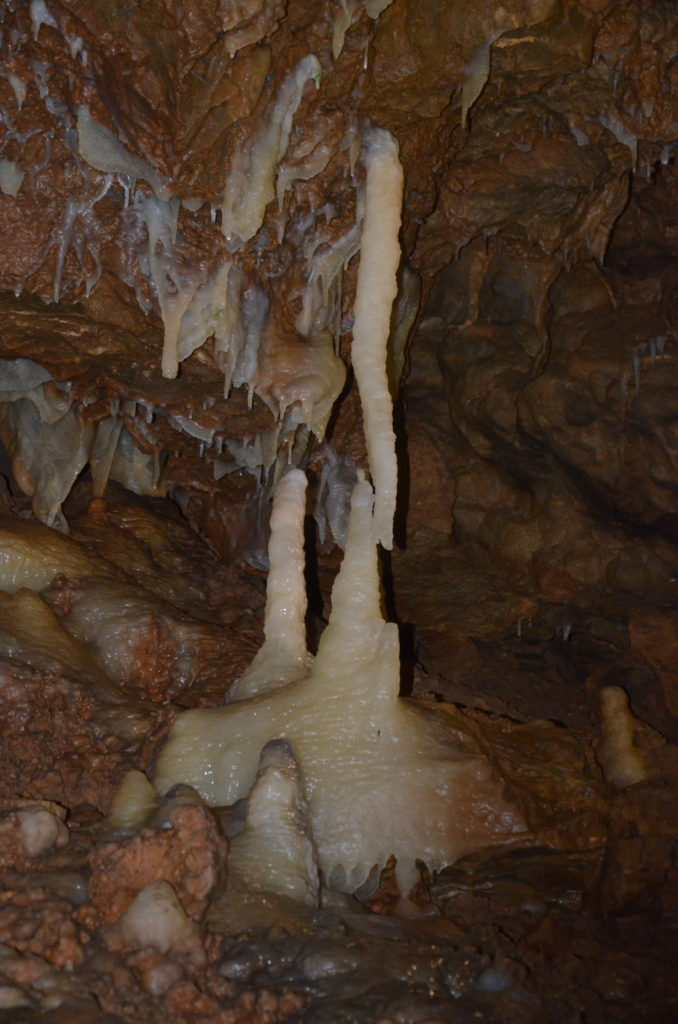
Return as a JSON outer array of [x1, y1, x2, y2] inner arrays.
[[226, 469, 311, 702], [350, 129, 402, 550], [153, 127, 527, 904], [0, 0, 661, 944], [0, 5, 568, 905], [155, 474, 526, 902], [72, 37, 401, 492], [597, 685, 648, 789]]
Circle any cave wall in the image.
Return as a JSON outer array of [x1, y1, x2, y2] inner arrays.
[[1, 4, 678, 1020]]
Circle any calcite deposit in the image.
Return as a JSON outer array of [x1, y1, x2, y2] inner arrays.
[[0, 0, 678, 1021]]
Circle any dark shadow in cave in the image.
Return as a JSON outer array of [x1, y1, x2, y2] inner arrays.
[[0, 436, 19, 503], [507, 420, 678, 550], [303, 512, 326, 656], [392, 388, 410, 550], [379, 545, 417, 697], [549, 440, 678, 547], [0, 437, 11, 478], [323, 362, 354, 446]]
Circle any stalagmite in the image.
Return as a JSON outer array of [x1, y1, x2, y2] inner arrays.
[[227, 469, 311, 701], [597, 685, 648, 788], [106, 770, 159, 835], [113, 881, 205, 964], [154, 474, 526, 898], [150, 111, 526, 902], [351, 129, 403, 549], [227, 740, 319, 905]]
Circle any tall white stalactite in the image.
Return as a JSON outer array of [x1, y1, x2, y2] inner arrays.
[[351, 128, 403, 550]]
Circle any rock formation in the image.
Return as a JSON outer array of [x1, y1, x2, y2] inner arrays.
[[1, 1, 678, 1021]]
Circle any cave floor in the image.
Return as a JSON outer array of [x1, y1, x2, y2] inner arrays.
[[0, 832, 676, 1023]]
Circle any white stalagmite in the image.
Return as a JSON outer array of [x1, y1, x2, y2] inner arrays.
[[227, 740, 319, 905], [227, 469, 311, 701], [351, 128, 403, 549], [114, 881, 205, 965], [311, 474, 382, 682], [105, 770, 159, 834], [154, 474, 526, 898], [597, 685, 648, 789]]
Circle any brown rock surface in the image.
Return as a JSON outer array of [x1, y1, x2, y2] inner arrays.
[[628, 606, 678, 719], [0, 888, 87, 969], [0, 657, 160, 810], [0, 805, 68, 870], [88, 803, 227, 925], [0, 0, 677, 1019]]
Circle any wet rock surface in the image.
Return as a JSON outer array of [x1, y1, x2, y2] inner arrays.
[[0, 0, 677, 1020]]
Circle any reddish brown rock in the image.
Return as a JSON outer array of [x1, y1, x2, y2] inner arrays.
[[0, 659, 158, 811], [88, 804, 227, 925], [0, 889, 87, 969], [596, 836, 678, 918], [0, 805, 68, 870], [628, 607, 678, 720]]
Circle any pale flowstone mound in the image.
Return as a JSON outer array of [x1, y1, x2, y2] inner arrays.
[[106, 770, 160, 835], [226, 739, 320, 905], [0, 516, 104, 593], [0, 805, 69, 868], [0, 588, 122, 699], [155, 473, 526, 897]]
